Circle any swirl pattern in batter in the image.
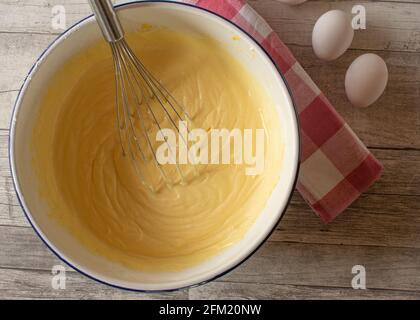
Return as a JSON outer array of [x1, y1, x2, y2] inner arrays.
[[32, 27, 283, 271]]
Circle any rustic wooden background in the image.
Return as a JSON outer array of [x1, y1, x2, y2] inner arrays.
[[0, 0, 419, 300]]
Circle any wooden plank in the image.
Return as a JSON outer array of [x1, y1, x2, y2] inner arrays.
[[2, 225, 420, 292], [0, 0, 419, 53], [0, 176, 21, 209], [252, 0, 420, 53], [0, 203, 27, 228], [0, 33, 56, 92], [0, 0, 88, 35], [0, 225, 60, 271], [0, 268, 188, 300], [271, 193, 420, 249], [2, 267, 420, 299], [369, 148, 420, 196], [0, 90, 17, 129], [189, 281, 420, 300], [221, 241, 420, 292], [0, 0, 129, 36]]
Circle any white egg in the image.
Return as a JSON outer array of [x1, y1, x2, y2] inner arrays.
[[345, 53, 388, 108], [276, 0, 307, 5], [312, 10, 354, 61]]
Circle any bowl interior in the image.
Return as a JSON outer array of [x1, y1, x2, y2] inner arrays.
[[10, 2, 299, 291]]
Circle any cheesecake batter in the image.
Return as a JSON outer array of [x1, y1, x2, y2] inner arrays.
[[32, 27, 283, 271]]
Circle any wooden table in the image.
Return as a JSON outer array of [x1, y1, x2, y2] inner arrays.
[[1, 0, 419, 300]]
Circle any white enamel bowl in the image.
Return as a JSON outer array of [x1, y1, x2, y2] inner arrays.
[[9, 1, 300, 291]]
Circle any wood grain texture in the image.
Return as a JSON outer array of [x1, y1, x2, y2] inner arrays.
[[189, 282, 420, 300], [251, 0, 420, 53], [0, 268, 188, 300], [0, 0, 419, 300]]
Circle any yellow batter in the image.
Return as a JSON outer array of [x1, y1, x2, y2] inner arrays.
[[32, 27, 283, 271]]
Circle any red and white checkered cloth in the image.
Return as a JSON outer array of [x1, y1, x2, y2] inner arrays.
[[182, 0, 383, 223]]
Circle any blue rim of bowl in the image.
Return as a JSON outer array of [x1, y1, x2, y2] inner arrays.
[[9, 0, 301, 293]]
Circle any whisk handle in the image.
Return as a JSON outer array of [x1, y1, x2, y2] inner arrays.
[[88, 0, 125, 43]]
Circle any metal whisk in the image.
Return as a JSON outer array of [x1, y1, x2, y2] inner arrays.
[[88, 0, 193, 192]]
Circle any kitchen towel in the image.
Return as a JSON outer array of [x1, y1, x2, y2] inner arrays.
[[181, 0, 383, 223]]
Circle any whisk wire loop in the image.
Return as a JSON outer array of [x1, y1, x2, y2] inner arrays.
[[89, 0, 197, 191]]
